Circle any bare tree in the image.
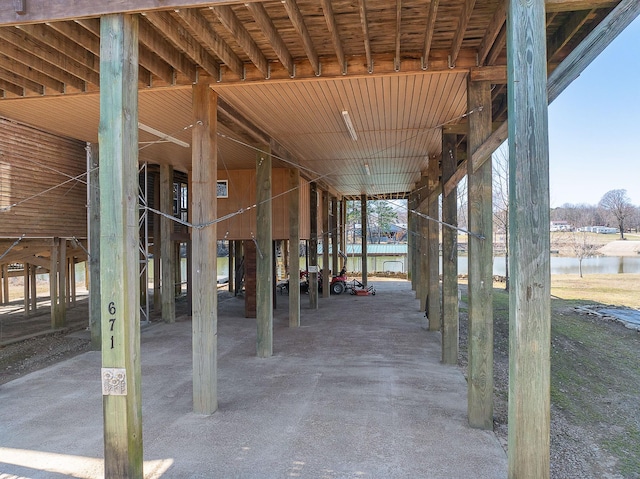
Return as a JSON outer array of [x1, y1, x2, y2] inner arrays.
[[598, 189, 634, 240], [571, 231, 599, 278]]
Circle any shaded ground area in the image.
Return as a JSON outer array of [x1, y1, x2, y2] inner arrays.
[[0, 280, 507, 479]]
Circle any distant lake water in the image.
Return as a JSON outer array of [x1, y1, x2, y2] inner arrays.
[[458, 256, 640, 275]]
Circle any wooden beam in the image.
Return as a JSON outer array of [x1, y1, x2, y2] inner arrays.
[[471, 66, 507, 83], [288, 168, 300, 327], [191, 82, 218, 414], [507, 0, 551, 474], [246, 2, 294, 77], [466, 78, 493, 430], [174, 8, 242, 77], [441, 133, 458, 365], [212, 5, 269, 78], [319, 0, 346, 74], [450, 0, 477, 67], [485, 23, 507, 66], [0, 0, 264, 26], [256, 144, 273, 357], [0, 78, 23, 96], [395, 0, 402, 71], [421, 0, 439, 69], [478, 0, 507, 66], [143, 11, 219, 78], [0, 64, 42, 94], [283, 0, 320, 76], [545, 0, 616, 13], [138, 17, 195, 81], [160, 163, 176, 323], [99, 14, 143, 478], [4, 25, 100, 85], [88, 143, 101, 350], [547, 9, 592, 62], [217, 97, 270, 144], [0, 52, 63, 92], [309, 182, 318, 309], [322, 191, 330, 298], [472, 121, 508, 173], [17, 23, 99, 72], [357, 0, 373, 73], [360, 195, 368, 286]]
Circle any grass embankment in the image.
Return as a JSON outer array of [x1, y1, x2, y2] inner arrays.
[[483, 274, 640, 477]]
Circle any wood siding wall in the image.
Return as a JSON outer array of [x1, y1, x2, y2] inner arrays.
[[217, 168, 310, 240], [0, 118, 87, 238]]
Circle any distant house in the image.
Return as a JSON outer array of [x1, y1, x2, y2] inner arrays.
[[550, 221, 572, 232], [578, 226, 619, 234]]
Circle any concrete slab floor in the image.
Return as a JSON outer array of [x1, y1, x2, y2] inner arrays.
[[0, 279, 507, 478]]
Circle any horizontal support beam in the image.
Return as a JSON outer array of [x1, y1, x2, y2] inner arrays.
[[0, 0, 255, 26], [0, 0, 610, 26], [470, 66, 507, 83]]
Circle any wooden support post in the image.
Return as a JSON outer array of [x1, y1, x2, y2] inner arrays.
[[441, 133, 459, 365], [331, 196, 339, 277], [340, 200, 347, 261], [427, 190, 440, 331], [256, 144, 273, 357], [58, 238, 67, 325], [2, 264, 9, 304], [289, 168, 300, 327], [66, 257, 71, 308], [361, 195, 368, 286], [50, 239, 59, 328], [191, 82, 218, 413], [322, 191, 330, 298], [234, 240, 243, 296], [186, 173, 193, 315], [467, 78, 493, 430], [99, 13, 143, 478], [160, 163, 175, 323], [174, 242, 182, 297], [88, 143, 101, 350], [228, 240, 235, 293], [427, 155, 441, 331], [507, 0, 551, 475], [418, 197, 429, 322], [70, 257, 76, 307], [309, 182, 318, 309], [153, 172, 161, 311], [31, 262, 37, 312], [407, 192, 415, 288], [23, 263, 30, 316]]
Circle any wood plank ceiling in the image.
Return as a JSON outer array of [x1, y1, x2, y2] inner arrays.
[[0, 0, 620, 198]]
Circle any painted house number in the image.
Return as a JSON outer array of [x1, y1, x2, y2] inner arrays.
[[108, 301, 116, 349]]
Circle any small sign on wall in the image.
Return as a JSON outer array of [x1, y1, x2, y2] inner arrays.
[[217, 180, 228, 198]]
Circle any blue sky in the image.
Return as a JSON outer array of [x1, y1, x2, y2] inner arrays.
[[548, 15, 640, 208]]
